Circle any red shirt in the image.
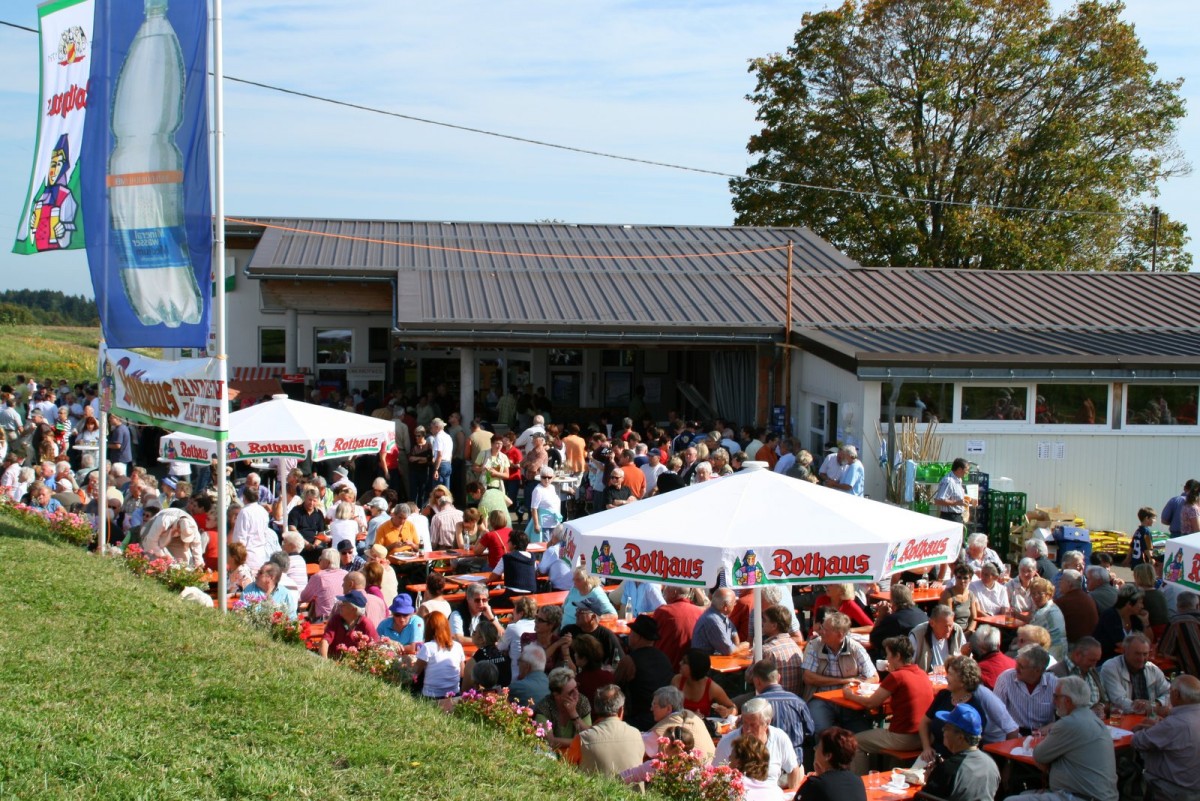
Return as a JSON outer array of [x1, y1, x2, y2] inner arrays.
[[882, 664, 934, 734], [479, 527, 511, 569], [504, 447, 522, 481], [653, 597, 706, 670], [976, 650, 1016, 689], [323, 614, 380, 658], [812, 596, 874, 628]]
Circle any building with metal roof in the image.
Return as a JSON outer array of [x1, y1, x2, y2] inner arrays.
[[211, 216, 1200, 531]]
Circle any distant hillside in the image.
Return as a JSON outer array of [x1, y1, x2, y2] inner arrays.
[[0, 289, 98, 327]]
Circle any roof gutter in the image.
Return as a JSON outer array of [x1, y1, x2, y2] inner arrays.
[[390, 327, 778, 345], [857, 366, 1200, 383]]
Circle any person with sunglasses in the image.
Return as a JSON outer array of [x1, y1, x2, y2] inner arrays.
[[527, 465, 562, 542]]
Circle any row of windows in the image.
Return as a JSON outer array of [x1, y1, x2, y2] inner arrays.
[[880, 382, 1198, 427], [259, 328, 392, 366]]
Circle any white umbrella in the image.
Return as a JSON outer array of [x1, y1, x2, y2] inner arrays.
[[159, 394, 394, 527], [1162, 535, 1200, 592], [563, 464, 962, 659]]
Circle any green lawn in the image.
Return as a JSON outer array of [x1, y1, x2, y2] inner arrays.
[[0, 325, 102, 386], [0, 515, 642, 801]]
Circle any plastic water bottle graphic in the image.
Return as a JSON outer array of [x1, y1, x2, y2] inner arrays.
[[107, 0, 202, 328]]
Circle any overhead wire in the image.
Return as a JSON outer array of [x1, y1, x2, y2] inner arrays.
[[1, 16, 1135, 220]]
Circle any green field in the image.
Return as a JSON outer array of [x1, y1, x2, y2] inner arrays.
[[0, 514, 641, 801], [0, 325, 101, 386]]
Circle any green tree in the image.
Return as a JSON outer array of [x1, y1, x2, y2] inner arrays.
[[731, 0, 1190, 271]]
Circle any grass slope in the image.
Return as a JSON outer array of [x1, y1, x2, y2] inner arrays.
[[0, 326, 102, 385], [0, 518, 642, 800]]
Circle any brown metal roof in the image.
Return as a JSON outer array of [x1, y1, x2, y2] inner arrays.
[[234, 216, 1200, 365]]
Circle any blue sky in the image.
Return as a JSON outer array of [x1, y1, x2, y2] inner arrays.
[[0, 0, 1195, 294]]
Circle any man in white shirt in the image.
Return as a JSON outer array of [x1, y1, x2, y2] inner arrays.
[[639, 450, 667, 495], [513, 414, 546, 454], [714, 697, 802, 794], [232, 485, 279, 573], [429, 417, 454, 489]]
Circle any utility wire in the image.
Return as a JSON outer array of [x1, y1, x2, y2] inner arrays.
[[2, 17, 1135, 219]]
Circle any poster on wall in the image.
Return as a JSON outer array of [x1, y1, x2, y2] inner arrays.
[[12, 0, 94, 255], [80, 0, 212, 348]]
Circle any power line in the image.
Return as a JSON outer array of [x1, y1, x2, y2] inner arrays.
[[1, 17, 1135, 220]]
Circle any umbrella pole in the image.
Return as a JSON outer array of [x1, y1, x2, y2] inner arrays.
[[753, 586, 763, 662], [277, 456, 286, 532]]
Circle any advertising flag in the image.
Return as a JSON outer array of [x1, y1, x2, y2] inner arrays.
[[12, 0, 94, 255], [81, 0, 211, 348], [100, 346, 226, 436]]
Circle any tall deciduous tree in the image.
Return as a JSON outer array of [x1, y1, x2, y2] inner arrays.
[[731, 0, 1190, 271]]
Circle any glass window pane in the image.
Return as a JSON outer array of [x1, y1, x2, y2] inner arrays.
[[259, 329, 285, 364], [1125, 385, 1199, 426], [549, 348, 583, 366], [1034, 384, 1108, 425], [315, 328, 352, 365], [368, 328, 391, 363], [878, 382, 955, 423], [960, 386, 1029, 421], [601, 349, 635, 367]]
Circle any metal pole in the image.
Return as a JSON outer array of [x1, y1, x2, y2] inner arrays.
[[212, 0, 229, 611], [1151, 206, 1160, 272], [784, 241, 793, 422], [97, 409, 108, 554], [752, 585, 763, 663]]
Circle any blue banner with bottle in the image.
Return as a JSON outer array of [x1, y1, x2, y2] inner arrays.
[[81, 0, 211, 348]]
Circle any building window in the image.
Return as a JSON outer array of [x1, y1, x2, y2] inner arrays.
[[549, 348, 583, 367], [368, 328, 391, 364], [960, 386, 1029, 422], [259, 328, 285, 364], [601, 349, 635, 368], [315, 328, 352, 365], [879, 382, 955, 424], [1125, 385, 1198, 426], [1034, 384, 1109, 425]]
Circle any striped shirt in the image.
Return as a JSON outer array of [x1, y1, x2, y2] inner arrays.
[[993, 667, 1058, 731]]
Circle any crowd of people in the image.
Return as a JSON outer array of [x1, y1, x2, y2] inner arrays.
[[3, 374, 1199, 801]]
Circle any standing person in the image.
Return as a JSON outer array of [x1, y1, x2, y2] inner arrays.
[[428, 418, 453, 498], [1180, 483, 1200, 536], [107, 414, 132, 473], [1161, 480, 1199, 538], [933, 458, 975, 523], [231, 485, 279, 574], [1004, 677, 1118, 801], [1126, 506, 1158, 569], [829, 445, 864, 496], [407, 426, 432, 506]]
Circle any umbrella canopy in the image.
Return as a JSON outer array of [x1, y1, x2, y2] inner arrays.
[[159, 394, 394, 464], [1162, 535, 1200, 591], [563, 467, 962, 589]]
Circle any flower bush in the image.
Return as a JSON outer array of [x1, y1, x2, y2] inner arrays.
[[116, 544, 209, 591], [338, 631, 415, 686], [0, 498, 95, 547], [231, 600, 311, 647], [649, 738, 743, 801], [452, 688, 553, 753]]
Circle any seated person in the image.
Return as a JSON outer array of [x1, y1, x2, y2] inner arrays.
[[491, 528, 537, 599], [992, 644, 1057, 735], [376, 593, 424, 653], [909, 604, 967, 672], [922, 703, 1001, 801], [847, 636, 934, 774], [869, 583, 928, 657], [241, 562, 296, 619], [802, 611, 878, 734], [798, 727, 866, 801], [508, 644, 550, 706], [812, 582, 873, 630]]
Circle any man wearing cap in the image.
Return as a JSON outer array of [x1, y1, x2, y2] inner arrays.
[[338, 539, 365, 572], [377, 594, 424, 653], [329, 465, 354, 493], [921, 703, 1000, 801], [614, 614, 675, 731], [319, 588, 379, 659], [1005, 676, 1118, 801], [562, 595, 623, 668]]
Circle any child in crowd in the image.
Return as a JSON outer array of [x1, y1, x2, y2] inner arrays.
[[1125, 506, 1156, 569]]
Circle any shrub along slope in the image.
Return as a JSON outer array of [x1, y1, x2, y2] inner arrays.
[[0, 515, 640, 800]]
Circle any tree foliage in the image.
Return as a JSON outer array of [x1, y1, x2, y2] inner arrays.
[[731, 0, 1190, 271], [0, 289, 99, 326]]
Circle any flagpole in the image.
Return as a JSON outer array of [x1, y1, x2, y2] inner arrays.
[[212, 0, 229, 612]]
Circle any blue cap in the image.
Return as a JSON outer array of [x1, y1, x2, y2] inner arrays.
[[935, 703, 982, 737], [336, 590, 368, 609], [390, 594, 415, 615]]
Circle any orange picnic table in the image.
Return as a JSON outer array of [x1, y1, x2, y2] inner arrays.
[[984, 715, 1144, 767]]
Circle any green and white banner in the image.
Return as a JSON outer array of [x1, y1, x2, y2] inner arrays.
[[13, 0, 93, 254], [100, 345, 227, 437]]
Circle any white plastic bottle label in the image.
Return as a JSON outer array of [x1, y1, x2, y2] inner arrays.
[[115, 225, 189, 269]]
